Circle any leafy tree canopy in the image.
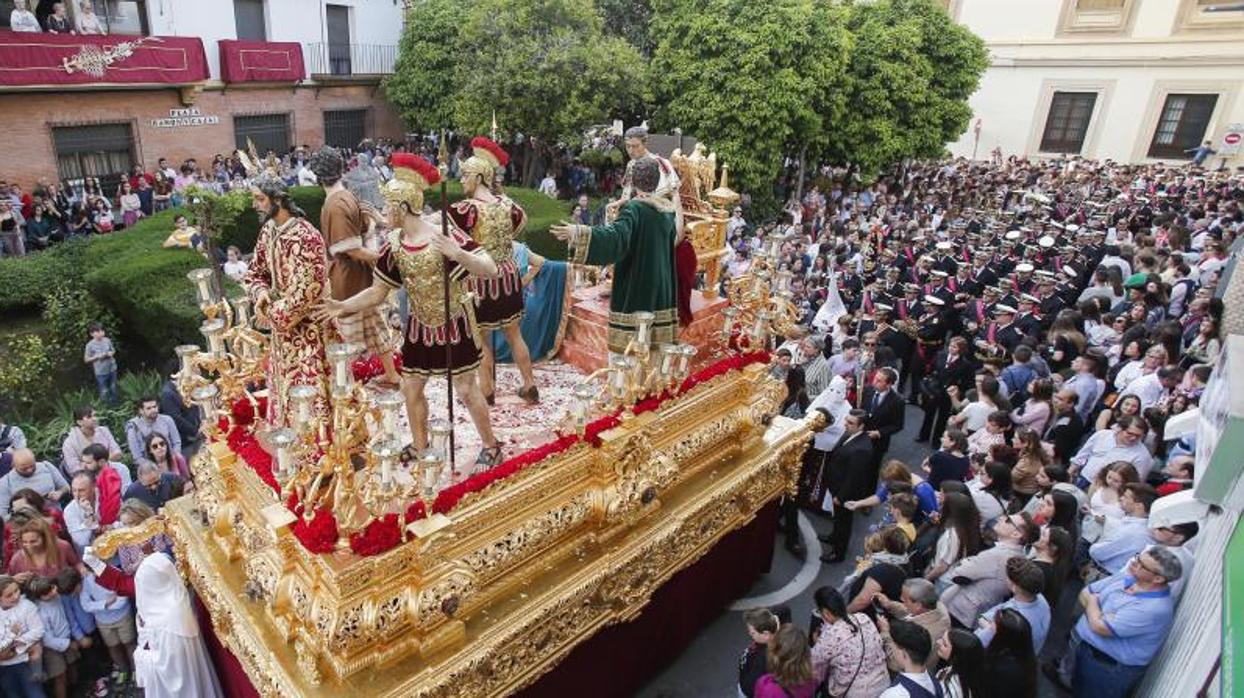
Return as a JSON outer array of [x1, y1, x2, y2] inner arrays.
[[648, 0, 852, 211]]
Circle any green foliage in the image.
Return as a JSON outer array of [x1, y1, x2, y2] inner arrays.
[[11, 370, 162, 462], [824, 0, 988, 175], [384, 0, 467, 132], [648, 0, 852, 214], [0, 334, 56, 415], [197, 186, 325, 253], [596, 0, 655, 57], [453, 0, 646, 149]]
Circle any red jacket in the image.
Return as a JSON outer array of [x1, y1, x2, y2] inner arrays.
[[95, 467, 123, 526]]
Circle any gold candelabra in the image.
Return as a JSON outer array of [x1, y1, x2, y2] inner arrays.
[[184, 268, 453, 550], [563, 311, 699, 437]]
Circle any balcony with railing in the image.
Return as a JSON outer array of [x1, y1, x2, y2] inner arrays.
[[304, 43, 397, 78]]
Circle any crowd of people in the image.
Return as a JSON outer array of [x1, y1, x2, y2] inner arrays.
[[0, 362, 203, 696], [735, 156, 1238, 698], [8, 1, 106, 35]]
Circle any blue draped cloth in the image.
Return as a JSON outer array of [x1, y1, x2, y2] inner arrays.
[[491, 242, 568, 362]]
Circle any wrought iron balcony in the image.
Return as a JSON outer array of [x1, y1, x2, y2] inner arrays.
[[304, 42, 397, 77]]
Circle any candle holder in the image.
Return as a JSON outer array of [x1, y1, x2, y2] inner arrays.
[[371, 438, 401, 495], [289, 384, 319, 436], [326, 343, 357, 398], [200, 318, 228, 359], [429, 421, 452, 461], [231, 295, 253, 330], [633, 311, 654, 349], [192, 384, 221, 436], [373, 390, 405, 443], [750, 310, 772, 350], [608, 355, 633, 403], [570, 383, 597, 436], [187, 268, 218, 305], [418, 451, 444, 508], [270, 427, 297, 488]]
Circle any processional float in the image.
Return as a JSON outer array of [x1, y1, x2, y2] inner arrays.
[[93, 143, 822, 697]]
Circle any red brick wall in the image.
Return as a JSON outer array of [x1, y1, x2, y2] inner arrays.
[[0, 83, 405, 190]]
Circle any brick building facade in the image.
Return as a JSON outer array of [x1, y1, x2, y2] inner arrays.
[[0, 83, 405, 190]]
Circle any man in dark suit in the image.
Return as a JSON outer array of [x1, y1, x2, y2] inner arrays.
[[917, 337, 976, 443], [1044, 388, 1087, 465], [817, 409, 875, 563], [860, 366, 905, 471]]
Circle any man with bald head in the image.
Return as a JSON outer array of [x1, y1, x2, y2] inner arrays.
[[0, 448, 69, 519]]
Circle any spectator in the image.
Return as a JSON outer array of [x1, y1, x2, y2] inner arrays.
[[222, 245, 249, 282], [923, 491, 982, 584], [860, 367, 905, 469], [44, 1, 72, 33], [0, 451, 69, 521], [1118, 365, 1182, 410], [1011, 376, 1054, 435], [1069, 414, 1153, 486], [1079, 461, 1139, 547], [143, 432, 190, 481], [845, 460, 939, 527], [9, 0, 40, 31], [978, 608, 1037, 698], [818, 409, 875, 563], [62, 472, 101, 554], [1062, 354, 1105, 423], [1093, 393, 1142, 434], [966, 461, 1011, 524], [1088, 483, 1158, 578], [922, 429, 970, 490], [78, 444, 128, 527], [0, 573, 44, 697], [1061, 546, 1182, 697], [809, 586, 890, 696], [737, 607, 780, 698], [844, 528, 911, 614], [935, 629, 986, 698], [875, 579, 951, 671], [1043, 395, 1085, 472], [124, 397, 181, 467], [0, 417, 26, 454], [79, 567, 136, 690], [83, 323, 118, 404], [877, 619, 939, 698], [118, 181, 143, 229], [121, 462, 183, 512], [966, 410, 1011, 460], [755, 624, 818, 698], [1009, 427, 1050, 506], [6, 516, 78, 582], [974, 557, 1050, 653], [940, 511, 1037, 627], [538, 171, 558, 197], [0, 199, 25, 258], [28, 575, 77, 698], [1032, 525, 1075, 607], [61, 405, 124, 476]]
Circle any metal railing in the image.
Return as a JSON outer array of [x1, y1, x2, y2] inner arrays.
[[304, 43, 397, 77]]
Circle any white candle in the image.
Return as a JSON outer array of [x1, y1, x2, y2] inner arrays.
[[335, 360, 347, 391], [381, 456, 392, 486]]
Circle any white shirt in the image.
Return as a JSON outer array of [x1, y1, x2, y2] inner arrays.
[[0, 598, 43, 666], [63, 497, 101, 553], [10, 9, 40, 32], [538, 176, 558, 197], [1071, 429, 1154, 481], [223, 259, 249, 281], [1119, 373, 1168, 410], [880, 671, 939, 697], [1113, 360, 1148, 391]]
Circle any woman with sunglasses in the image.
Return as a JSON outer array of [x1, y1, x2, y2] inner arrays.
[[144, 432, 190, 481]]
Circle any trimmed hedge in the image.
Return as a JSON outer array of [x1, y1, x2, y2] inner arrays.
[[0, 185, 570, 361]]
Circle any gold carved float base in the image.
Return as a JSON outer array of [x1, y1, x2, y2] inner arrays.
[[163, 364, 814, 697]]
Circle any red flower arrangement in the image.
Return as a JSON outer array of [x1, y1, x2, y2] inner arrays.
[[351, 352, 401, 383], [221, 351, 772, 557]]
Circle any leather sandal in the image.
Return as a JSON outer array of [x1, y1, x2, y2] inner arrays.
[[475, 446, 504, 468], [517, 385, 540, 404]]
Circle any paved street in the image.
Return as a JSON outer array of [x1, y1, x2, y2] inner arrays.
[[637, 403, 1069, 698]]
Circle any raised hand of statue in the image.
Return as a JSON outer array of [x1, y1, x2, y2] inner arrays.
[[311, 298, 346, 323], [550, 220, 579, 242]]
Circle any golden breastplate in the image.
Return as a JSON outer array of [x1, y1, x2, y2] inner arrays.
[[471, 200, 515, 265], [392, 235, 469, 327]]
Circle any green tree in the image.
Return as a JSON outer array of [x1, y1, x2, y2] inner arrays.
[[648, 0, 851, 213], [384, 0, 468, 132], [825, 0, 988, 176], [596, 0, 655, 57], [452, 0, 646, 186]]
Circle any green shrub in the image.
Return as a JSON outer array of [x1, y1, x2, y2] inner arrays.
[[0, 334, 56, 414]]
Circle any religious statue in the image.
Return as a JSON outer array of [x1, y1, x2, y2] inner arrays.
[[449, 136, 539, 405], [307, 146, 401, 389], [605, 125, 697, 327], [243, 175, 331, 426], [551, 157, 678, 353], [317, 153, 505, 470]]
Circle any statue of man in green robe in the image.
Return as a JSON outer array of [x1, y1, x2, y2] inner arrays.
[[551, 157, 677, 353]]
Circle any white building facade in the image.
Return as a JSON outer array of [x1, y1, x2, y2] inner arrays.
[[945, 0, 1244, 168]]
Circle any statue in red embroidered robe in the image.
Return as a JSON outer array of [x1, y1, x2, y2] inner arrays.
[[244, 175, 331, 427], [450, 136, 539, 405], [317, 154, 505, 469]]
